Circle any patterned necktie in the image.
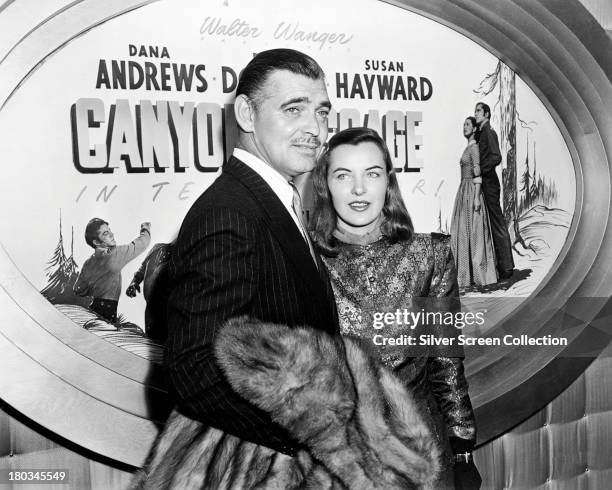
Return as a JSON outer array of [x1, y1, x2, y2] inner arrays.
[[290, 182, 318, 268]]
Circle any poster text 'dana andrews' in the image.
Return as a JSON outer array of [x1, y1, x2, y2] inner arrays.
[[72, 45, 433, 174]]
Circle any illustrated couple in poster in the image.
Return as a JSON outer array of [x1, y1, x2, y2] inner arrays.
[[77, 48, 480, 490], [449, 103, 515, 289]]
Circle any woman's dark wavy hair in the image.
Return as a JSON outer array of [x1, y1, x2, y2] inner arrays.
[[310, 127, 414, 256], [465, 116, 479, 141]]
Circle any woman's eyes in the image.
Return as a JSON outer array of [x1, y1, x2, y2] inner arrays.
[[335, 171, 381, 180]]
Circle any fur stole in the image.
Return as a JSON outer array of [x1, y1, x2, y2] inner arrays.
[[214, 317, 440, 489]]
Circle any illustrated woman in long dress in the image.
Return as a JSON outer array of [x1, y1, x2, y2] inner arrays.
[[449, 116, 498, 288]]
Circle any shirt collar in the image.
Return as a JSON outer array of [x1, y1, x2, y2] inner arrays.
[[94, 246, 113, 256], [233, 148, 294, 210]]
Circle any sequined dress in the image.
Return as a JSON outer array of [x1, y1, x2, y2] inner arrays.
[[449, 140, 498, 287], [322, 233, 477, 489]]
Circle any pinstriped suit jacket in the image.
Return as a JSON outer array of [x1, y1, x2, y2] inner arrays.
[[166, 156, 339, 454]]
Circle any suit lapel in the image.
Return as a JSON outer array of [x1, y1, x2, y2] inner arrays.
[[223, 157, 332, 309], [315, 252, 338, 320]]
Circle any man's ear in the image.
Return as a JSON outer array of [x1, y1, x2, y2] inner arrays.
[[92, 233, 104, 248], [234, 94, 255, 133]]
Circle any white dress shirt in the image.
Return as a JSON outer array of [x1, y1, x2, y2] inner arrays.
[[233, 148, 311, 244]]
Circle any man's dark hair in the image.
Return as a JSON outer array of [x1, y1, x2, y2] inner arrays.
[[477, 102, 491, 119], [236, 48, 325, 107], [85, 218, 108, 248]]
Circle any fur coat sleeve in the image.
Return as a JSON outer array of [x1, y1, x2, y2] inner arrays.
[[214, 317, 441, 489]]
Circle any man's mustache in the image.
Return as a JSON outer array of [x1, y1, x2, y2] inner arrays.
[[292, 137, 322, 148]]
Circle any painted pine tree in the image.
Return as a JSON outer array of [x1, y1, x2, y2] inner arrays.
[[40, 212, 89, 307], [530, 141, 538, 202], [475, 60, 534, 253], [520, 136, 531, 212], [65, 227, 80, 285]]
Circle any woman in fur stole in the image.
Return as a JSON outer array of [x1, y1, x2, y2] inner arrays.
[[132, 317, 441, 489], [309, 127, 481, 489]]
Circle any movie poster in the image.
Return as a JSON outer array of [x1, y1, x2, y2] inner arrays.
[[0, 0, 574, 338], [1, 0, 604, 483]]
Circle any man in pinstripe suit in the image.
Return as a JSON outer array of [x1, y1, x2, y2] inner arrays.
[[165, 49, 339, 456]]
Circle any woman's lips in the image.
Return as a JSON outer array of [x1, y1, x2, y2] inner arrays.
[[349, 201, 370, 211]]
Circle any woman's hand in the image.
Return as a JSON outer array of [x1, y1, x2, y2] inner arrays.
[[473, 197, 481, 213]]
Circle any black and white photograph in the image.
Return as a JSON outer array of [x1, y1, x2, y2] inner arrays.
[[0, 0, 611, 488]]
